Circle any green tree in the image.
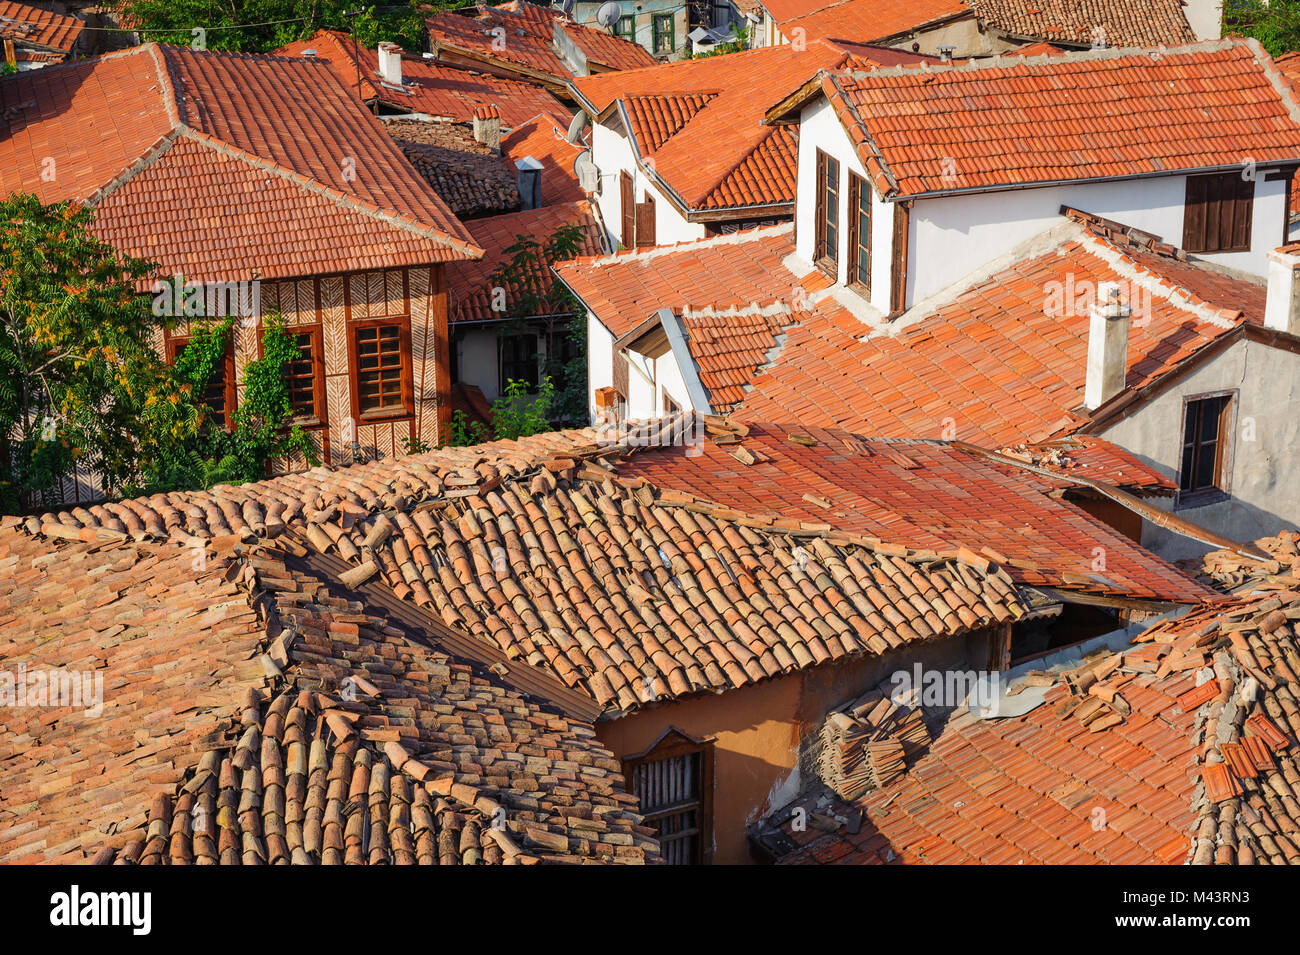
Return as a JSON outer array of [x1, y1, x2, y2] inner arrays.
[[114, 0, 446, 54], [0, 194, 182, 512], [486, 222, 589, 425], [490, 376, 555, 441], [1224, 0, 1300, 56], [142, 315, 320, 492]]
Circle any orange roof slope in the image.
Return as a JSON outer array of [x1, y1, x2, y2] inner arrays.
[[777, 0, 969, 44], [735, 226, 1264, 445], [681, 311, 789, 414], [555, 224, 802, 337], [501, 113, 588, 205], [572, 41, 911, 213], [0, 528, 657, 864], [426, 1, 654, 83], [276, 29, 571, 129], [765, 534, 1300, 865], [0, 0, 82, 55], [0, 44, 480, 282], [449, 199, 603, 323], [616, 423, 1212, 602], [557, 217, 1268, 449], [797, 40, 1300, 198], [19, 424, 1030, 715], [967, 0, 1196, 48]]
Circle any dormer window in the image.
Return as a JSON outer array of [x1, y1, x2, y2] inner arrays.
[[814, 149, 839, 277]]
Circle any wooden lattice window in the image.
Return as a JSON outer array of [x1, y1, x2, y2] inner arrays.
[[167, 334, 235, 431], [500, 332, 539, 391], [814, 149, 839, 276], [350, 319, 411, 419], [624, 728, 714, 865], [283, 327, 324, 424]]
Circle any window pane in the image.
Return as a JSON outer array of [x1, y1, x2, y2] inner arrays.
[[355, 324, 404, 414]]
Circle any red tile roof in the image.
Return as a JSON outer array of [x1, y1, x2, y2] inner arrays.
[[449, 199, 603, 323], [555, 224, 801, 338], [0, 529, 656, 863], [19, 424, 1036, 714], [616, 423, 1212, 601], [763, 533, 1300, 865], [556, 217, 1269, 450], [681, 311, 789, 414], [426, 1, 654, 85], [774, 0, 970, 44], [0, 0, 82, 55], [572, 41, 926, 213], [779, 40, 1300, 198], [967, 0, 1196, 48], [275, 29, 571, 129], [500, 112, 588, 205], [0, 44, 481, 283]]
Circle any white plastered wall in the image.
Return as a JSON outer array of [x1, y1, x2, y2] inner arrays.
[[591, 117, 708, 249]]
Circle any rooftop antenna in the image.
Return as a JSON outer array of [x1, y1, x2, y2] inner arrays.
[[595, 0, 623, 32]]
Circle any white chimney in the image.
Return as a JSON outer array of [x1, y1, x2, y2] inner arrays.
[[1265, 245, 1300, 336], [377, 42, 403, 87], [1084, 281, 1131, 410], [473, 104, 502, 151]]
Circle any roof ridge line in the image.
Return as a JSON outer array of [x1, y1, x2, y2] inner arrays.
[[174, 127, 485, 259], [837, 36, 1250, 84], [84, 127, 187, 207], [565, 221, 793, 269], [1077, 229, 1243, 330]]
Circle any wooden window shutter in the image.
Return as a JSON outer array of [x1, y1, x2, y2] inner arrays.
[[620, 171, 635, 249], [635, 192, 656, 247], [889, 202, 909, 316], [612, 343, 629, 399], [1184, 173, 1254, 253]]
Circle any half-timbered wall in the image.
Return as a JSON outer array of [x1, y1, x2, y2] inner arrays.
[[46, 264, 449, 508]]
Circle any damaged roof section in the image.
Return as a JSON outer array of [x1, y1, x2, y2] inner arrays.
[[756, 533, 1300, 866], [0, 529, 656, 864]]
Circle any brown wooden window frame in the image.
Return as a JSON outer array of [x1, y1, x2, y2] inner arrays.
[[1183, 172, 1254, 254], [348, 317, 414, 423], [620, 170, 636, 250], [814, 148, 840, 277], [280, 324, 326, 427], [167, 332, 236, 433], [1176, 390, 1236, 509], [847, 172, 871, 295], [623, 728, 715, 865]]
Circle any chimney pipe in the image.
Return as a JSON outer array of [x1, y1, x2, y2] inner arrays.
[[1084, 281, 1130, 410], [516, 155, 544, 209], [1265, 245, 1300, 336], [377, 41, 403, 86], [473, 104, 502, 151]]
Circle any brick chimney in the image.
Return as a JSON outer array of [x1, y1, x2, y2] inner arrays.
[[377, 42, 403, 87], [1084, 281, 1131, 410], [473, 104, 501, 152], [1265, 244, 1300, 336]]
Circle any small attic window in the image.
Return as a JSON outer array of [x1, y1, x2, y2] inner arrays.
[[623, 728, 715, 865]]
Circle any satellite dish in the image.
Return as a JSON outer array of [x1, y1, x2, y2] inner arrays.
[[595, 0, 623, 30]]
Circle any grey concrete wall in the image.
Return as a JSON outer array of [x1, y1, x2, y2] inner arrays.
[[1100, 337, 1300, 560]]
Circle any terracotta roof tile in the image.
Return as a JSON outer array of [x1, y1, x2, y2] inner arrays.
[[809, 40, 1300, 198], [0, 44, 480, 282], [275, 29, 572, 129], [556, 217, 1267, 450], [760, 532, 1300, 865], [573, 41, 926, 212], [0, 0, 82, 54], [773, 0, 969, 43], [449, 200, 603, 323], [426, 1, 654, 84], [967, 0, 1195, 47], [384, 117, 522, 218], [500, 112, 589, 205], [0, 530, 655, 864]]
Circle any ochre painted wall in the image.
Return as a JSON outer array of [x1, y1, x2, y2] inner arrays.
[[597, 629, 994, 864]]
